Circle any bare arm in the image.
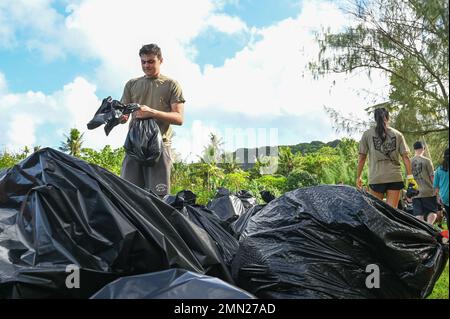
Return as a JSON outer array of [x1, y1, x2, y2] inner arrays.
[[135, 102, 184, 125], [356, 153, 367, 189], [402, 153, 412, 176]]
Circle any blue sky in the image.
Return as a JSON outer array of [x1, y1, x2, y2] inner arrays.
[[0, 0, 389, 161]]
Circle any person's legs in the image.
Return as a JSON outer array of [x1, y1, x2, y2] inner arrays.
[[369, 188, 384, 200], [121, 154, 145, 188], [386, 189, 401, 209], [369, 184, 385, 201], [423, 196, 439, 225], [144, 146, 172, 197], [412, 198, 425, 221]]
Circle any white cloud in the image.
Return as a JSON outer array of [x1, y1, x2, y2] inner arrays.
[[172, 120, 221, 163], [0, 76, 128, 152], [0, 0, 69, 59], [206, 14, 248, 34], [7, 114, 37, 148], [64, 0, 219, 92], [0, 0, 390, 158], [185, 0, 389, 121]]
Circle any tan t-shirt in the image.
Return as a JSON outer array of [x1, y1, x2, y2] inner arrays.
[[411, 155, 435, 198], [359, 127, 409, 184], [121, 74, 185, 145]]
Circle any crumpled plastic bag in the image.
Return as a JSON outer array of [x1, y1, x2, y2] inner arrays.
[[87, 96, 140, 136]]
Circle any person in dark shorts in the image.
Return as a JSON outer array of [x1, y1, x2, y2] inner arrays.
[[119, 44, 185, 197], [411, 141, 438, 224], [356, 108, 418, 208], [434, 148, 449, 223]]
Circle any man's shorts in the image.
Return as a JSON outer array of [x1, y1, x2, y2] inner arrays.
[[121, 146, 172, 197], [369, 182, 404, 193], [412, 196, 438, 216]]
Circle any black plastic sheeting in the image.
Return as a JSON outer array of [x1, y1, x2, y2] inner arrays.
[[232, 185, 449, 299], [0, 148, 232, 298], [87, 96, 140, 136], [124, 118, 163, 166], [164, 190, 239, 266], [90, 268, 255, 299]]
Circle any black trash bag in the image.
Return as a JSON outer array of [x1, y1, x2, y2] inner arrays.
[[124, 118, 163, 166], [0, 148, 232, 298], [236, 190, 258, 210], [164, 190, 239, 266], [207, 188, 246, 224], [229, 191, 276, 239], [90, 269, 255, 299], [260, 190, 276, 203], [183, 205, 239, 267], [87, 96, 140, 136], [213, 187, 231, 198], [232, 185, 448, 299], [163, 190, 197, 210], [229, 204, 265, 240]]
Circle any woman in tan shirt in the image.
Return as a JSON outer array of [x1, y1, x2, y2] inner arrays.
[[356, 108, 418, 208]]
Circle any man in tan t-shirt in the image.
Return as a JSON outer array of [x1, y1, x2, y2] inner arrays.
[[119, 44, 185, 196], [411, 141, 438, 224]]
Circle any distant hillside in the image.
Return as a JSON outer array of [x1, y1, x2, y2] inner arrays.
[[231, 139, 342, 170]]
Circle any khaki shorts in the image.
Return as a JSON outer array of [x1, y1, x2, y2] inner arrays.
[[120, 146, 172, 196]]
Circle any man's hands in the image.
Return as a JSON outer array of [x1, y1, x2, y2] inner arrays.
[[119, 105, 157, 123], [119, 114, 129, 124], [135, 105, 158, 119]]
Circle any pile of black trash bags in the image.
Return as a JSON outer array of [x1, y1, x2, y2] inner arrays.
[[0, 148, 448, 299]]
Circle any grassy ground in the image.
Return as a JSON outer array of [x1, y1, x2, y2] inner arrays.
[[428, 261, 449, 299]]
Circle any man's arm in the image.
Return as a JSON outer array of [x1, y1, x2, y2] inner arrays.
[[135, 103, 184, 125]]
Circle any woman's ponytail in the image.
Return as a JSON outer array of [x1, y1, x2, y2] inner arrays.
[[374, 108, 389, 142]]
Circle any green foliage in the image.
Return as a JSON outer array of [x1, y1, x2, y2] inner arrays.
[[222, 170, 250, 193], [59, 128, 85, 157], [285, 170, 319, 191], [290, 140, 340, 155], [0, 147, 33, 170], [277, 146, 295, 176], [81, 146, 125, 175]]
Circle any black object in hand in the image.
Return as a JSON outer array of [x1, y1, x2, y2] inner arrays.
[[406, 183, 419, 198]]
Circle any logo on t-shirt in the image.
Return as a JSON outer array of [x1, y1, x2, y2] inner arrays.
[[155, 183, 167, 193], [412, 161, 423, 180], [372, 136, 397, 158]]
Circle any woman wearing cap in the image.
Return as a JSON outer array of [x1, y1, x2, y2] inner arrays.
[[433, 148, 449, 222], [356, 108, 417, 208]]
